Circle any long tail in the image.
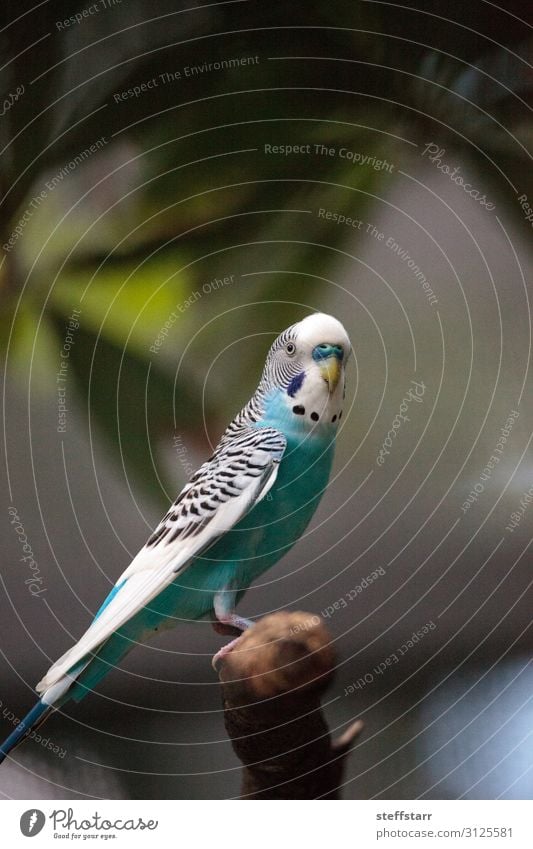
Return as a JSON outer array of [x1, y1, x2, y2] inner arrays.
[[0, 600, 133, 765], [0, 604, 163, 764], [0, 699, 54, 765], [0, 676, 76, 765], [0, 629, 138, 765]]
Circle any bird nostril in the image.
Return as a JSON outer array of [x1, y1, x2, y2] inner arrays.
[[312, 343, 344, 362]]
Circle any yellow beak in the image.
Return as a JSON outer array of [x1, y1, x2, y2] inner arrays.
[[320, 357, 342, 393]]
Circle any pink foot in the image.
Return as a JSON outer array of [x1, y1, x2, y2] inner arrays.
[[211, 593, 254, 671], [212, 635, 244, 671]]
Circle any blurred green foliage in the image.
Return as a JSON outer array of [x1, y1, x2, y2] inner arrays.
[[0, 0, 530, 506]]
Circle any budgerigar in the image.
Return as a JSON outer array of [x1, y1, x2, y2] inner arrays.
[[0, 312, 350, 764]]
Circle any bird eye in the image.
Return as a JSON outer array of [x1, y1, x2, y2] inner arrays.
[[286, 342, 296, 356]]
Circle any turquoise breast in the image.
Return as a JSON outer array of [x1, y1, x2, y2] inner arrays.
[[68, 395, 336, 699], [157, 440, 335, 620], [69, 428, 335, 701], [163, 389, 336, 617]]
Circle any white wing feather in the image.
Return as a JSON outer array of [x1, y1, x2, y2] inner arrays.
[[37, 427, 286, 694]]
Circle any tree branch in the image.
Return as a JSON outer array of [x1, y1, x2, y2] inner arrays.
[[217, 611, 363, 799]]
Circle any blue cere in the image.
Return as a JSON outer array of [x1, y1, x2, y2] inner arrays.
[[312, 343, 344, 362]]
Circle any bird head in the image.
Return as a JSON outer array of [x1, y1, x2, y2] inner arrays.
[[260, 313, 351, 432]]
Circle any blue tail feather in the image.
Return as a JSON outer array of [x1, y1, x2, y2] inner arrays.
[[0, 699, 52, 765]]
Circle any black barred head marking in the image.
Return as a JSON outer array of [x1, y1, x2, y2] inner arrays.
[[231, 313, 350, 430]]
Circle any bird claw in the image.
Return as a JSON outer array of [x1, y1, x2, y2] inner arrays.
[[211, 620, 242, 637], [211, 635, 243, 671]]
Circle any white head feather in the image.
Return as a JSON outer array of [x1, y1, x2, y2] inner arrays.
[[268, 312, 351, 431]]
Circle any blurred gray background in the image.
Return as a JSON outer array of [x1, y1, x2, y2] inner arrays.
[[0, 0, 531, 799]]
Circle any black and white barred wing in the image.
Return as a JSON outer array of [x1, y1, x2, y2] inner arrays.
[[37, 426, 286, 694], [126, 424, 287, 572]]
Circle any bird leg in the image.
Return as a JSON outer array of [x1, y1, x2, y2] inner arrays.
[[211, 620, 241, 638], [212, 590, 254, 670]]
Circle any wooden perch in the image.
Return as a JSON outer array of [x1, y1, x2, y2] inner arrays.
[[217, 611, 363, 799]]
